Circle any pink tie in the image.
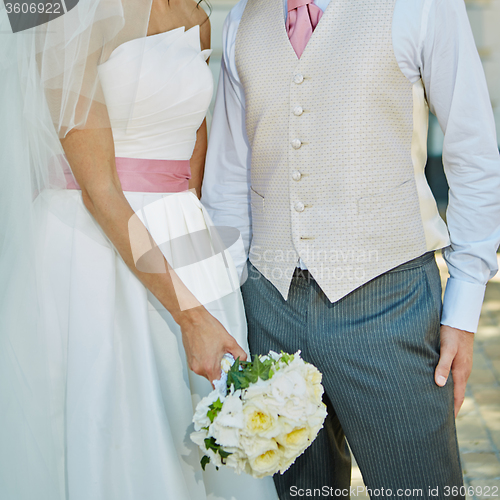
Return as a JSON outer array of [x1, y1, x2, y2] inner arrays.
[[286, 0, 323, 58]]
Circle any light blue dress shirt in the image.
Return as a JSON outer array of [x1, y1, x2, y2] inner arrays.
[[202, 0, 500, 333]]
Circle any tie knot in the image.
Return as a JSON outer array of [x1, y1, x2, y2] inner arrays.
[[288, 0, 313, 12]]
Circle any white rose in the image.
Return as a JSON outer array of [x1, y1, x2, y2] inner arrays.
[[304, 405, 327, 441], [306, 398, 325, 419], [314, 401, 328, 420], [278, 453, 299, 474], [242, 401, 281, 439], [311, 381, 324, 403], [249, 446, 283, 478], [240, 435, 278, 459], [304, 363, 322, 386], [276, 426, 310, 454], [222, 446, 248, 474], [223, 445, 246, 460], [248, 393, 285, 416]]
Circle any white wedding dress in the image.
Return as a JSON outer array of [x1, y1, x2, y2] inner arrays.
[[35, 26, 278, 500]]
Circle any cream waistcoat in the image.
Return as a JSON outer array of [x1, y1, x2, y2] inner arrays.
[[235, 0, 450, 302]]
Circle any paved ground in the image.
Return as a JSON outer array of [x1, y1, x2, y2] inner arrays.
[[350, 252, 500, 499]]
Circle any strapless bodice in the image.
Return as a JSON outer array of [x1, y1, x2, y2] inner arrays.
[[98, 26, 213, 161]]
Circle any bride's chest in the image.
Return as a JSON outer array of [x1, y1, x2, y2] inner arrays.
[[98, 26, 213, 127]]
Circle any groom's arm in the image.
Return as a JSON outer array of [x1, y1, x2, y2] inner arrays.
[[421, 0, 500, 335], [202, 0, 251, 280], [418, 0, 500, 413]]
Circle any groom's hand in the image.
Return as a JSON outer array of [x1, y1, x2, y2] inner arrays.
[[434, 325, 474, 418], [176, 306, 248, 384]]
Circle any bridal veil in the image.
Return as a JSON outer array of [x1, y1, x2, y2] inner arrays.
[[0, 2, 151, 497]]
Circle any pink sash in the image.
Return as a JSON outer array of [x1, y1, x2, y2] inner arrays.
[[64, 157, 191, 193]]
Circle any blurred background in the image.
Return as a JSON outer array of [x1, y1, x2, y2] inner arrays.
[[203, 1, 500, 496]]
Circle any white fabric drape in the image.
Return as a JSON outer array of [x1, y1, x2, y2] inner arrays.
[[0, 2, 151, 497]]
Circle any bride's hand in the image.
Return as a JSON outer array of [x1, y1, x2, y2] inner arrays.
[[176, 306, 247, 384]]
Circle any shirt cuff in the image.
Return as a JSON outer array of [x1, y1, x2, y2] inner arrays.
[[441, 277, 486, 333]]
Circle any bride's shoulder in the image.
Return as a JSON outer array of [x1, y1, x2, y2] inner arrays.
[[199, 19, 210, 51], [190, 0, 211, 50]]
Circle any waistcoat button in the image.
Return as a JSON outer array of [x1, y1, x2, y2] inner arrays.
[[294, 202, 305, 212], [292, 170, 302, 181], [293, 106, 304, 116], [293, 74, 304, 84], [291, 139, 302, 149]]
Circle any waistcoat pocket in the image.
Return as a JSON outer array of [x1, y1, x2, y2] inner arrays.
[[356, 177, 424, 247], [356, 178, 413, 217], [250, 186, 265, 213]]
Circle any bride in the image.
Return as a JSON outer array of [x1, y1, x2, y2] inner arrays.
[[0, 0, 278, 498]]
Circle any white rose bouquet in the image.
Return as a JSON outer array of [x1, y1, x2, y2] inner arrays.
[[190, 351, 327, 478]]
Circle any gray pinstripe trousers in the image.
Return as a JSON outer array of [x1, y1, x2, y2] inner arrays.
[[241, 252, 464, 500]]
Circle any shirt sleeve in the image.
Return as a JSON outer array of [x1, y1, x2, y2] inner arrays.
[[421, 0, 500, 332], [201, 0, 252, 281]]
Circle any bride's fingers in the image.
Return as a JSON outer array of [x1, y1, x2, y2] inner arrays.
[[199, 350, 226, 382], [180, 311, 247, 381], [205, 359, 224, 384], [226, 341, 247, 363]]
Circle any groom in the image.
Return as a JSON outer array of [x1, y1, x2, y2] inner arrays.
[[202, 0, 500, 497]]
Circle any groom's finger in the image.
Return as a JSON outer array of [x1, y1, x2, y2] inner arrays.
[[452, 367, 467, 418], [434, 326, 458, 388]]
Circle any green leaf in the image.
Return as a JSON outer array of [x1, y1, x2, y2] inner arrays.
[[226, 358, 252, 390], [226, 357, 241, 390], [262, 358, 274, 368], [218, 448, 232, 459], [201, 455, 210, 471], [226, 354, 280, 389], [204, 436, 232, 457], [212, 398, 223, 411], [239, 359, 252, 370], [207, 398, 223, 423], [229, 357, 241, 373], [227, 370, 251, 390], [246, 369, 258, 384], [204, 436, 219, 452], [250, 355, 272, 381]]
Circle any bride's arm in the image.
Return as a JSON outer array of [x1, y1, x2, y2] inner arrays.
[[189, 118, 207, 198], [189, 19, 211, 198], [60, 112, 247, 382]]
